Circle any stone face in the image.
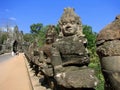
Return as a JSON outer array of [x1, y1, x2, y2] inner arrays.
[[58, 7, 84, 37], [2, 26, 24, 53], [45, 25, 58, 44]]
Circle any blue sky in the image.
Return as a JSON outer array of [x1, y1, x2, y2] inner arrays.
[[0, 0, 120, 33]]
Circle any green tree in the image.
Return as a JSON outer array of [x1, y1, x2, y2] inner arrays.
[[83, 25, 98, 63], [83, 25, 97, 49], [55, 24, 60, 34], [0, 32, 7, 44], [83, 25, 104, 90], [23, 33, 33, 42], [37, 26, 46, 46], [30, 23, 43, 34]]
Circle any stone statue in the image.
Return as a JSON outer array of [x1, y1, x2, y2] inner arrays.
[[28, 41, 38, 69], [50, 7, 98, 90], [35, 25, 58, 88], [26, 25, 58, 77], [96, 15, 120, 90], [38, 25, 58, 75]]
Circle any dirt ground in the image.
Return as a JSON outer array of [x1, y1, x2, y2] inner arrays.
[[0, 53, 33, 90]]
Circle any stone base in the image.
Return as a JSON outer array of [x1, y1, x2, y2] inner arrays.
[[55, 66, 98, 88]]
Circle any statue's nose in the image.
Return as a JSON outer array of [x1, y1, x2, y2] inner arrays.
[[66, 26, 71, 30]]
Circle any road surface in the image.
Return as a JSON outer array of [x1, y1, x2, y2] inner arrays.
[[0, 53, 13, 63], [0, 53, 33, 90]]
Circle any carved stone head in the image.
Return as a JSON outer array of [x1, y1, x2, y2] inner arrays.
[[58, 7, 83, 37], [96, 15, 120, 56], [45, 25, 58, 44], [96, 15, 120, 42]]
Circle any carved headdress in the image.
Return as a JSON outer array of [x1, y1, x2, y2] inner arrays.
[[59, 8, 81, 24], [96, 15, 120, 42], [45, 25, 58, 43], [58, 7, 84, 37]]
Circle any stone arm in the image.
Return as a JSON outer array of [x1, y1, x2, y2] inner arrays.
[[51, 45, 66, 75], [78, 36, 87, 47], [79, 36, 89, 55], [51, 46, 62, 66]]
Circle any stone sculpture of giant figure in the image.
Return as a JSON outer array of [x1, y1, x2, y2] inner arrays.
[[51, 7, 98, 90], [39, 25, 58, 76], [96, 15, 120, 90]]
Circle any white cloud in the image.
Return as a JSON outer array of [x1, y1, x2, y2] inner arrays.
[[0, 26, 14, 32], [9, 17, 16, 21], [0, 27, 7, 32]]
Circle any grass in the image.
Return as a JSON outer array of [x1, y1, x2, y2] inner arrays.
[[88, 57, 104, 90]]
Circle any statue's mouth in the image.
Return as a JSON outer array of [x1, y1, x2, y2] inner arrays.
[[66, 26, 72, 31]]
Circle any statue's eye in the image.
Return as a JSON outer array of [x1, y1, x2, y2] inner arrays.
[[71, 21, 75, 24], [63, 22, 66, 25], [77, 22, 79, 25]]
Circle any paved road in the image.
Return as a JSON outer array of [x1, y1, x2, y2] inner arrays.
[[0, 53, 13, 63], [0, 53, 33, 90]]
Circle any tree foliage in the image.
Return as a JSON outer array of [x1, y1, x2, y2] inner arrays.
[[30, 23, 43, 34], [83, 25, 99, 65], [83, 25, 97, 49], [82, 25, 104, 90], [23, 33, 33, 42], [29, 24, 60, 47], [0, 31, 7, 44]]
